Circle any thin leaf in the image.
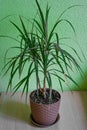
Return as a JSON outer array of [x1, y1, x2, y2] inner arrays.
[[51, 53, 64, 73], [45, 3, 50, 24], [0, 15, 14, 22], [33, 19, 44, 35], [62, 19, 76, 35], [55, 33, 59, 45], [46, 71, 52, 88], [59, 48, 69, 73], [65, 73, 79, 87], [62, 49, 83, 72], [0, 35, 20, 43], [48, 18, 76, 43], [48, 19, 63, 43], [22, 67, 35, 98], [10, 21, 26, 40], [19, 17, 31, 43], [35, 0, 45, 31], [2, 56, 19, 76], [6, 65, 21, 92], [58, 5, 83, 20], [51, 72, 65, 82], [58, 78, 63, 92], [11, 76, 27, 95]]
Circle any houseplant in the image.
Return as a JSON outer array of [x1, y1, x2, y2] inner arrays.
[[1, 0, 84, 126]]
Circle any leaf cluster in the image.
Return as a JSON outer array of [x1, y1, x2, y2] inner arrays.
[[1, 0, 84, 98]]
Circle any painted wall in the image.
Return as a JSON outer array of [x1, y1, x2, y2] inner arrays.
[[0, 0, 87, 92]]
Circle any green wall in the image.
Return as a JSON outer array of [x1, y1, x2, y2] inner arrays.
[[0, 0, 87, 92]]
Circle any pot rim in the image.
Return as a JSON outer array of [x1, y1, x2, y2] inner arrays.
[[30, 88, 61, 105]]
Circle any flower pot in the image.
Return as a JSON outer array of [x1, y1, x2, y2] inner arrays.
[[30, 89, 61, 126]]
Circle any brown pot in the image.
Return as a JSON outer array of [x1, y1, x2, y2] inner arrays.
[[30, 89, 61, 126]]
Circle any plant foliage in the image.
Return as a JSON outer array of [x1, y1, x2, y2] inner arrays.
[[1, 0, 84, 99]]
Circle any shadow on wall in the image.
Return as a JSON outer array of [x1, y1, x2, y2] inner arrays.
[[79, 70, 87, 90]]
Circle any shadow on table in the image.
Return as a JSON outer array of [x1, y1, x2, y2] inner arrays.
[[79, 73, 87, 118], [0, 99, 33, 126], [79, 91, 87, 119]]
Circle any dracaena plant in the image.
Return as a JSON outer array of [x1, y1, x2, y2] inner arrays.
[[1, 0, 83, 99]]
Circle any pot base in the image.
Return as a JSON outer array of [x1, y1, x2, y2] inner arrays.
[[30, 113, 60, 127]]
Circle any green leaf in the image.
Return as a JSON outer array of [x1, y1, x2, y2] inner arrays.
[[11, 76, 27, 95], [58, 78, 63, 92], [51, 72, 65, 82], [2, 55, 19, 76], [65, 74, 79, 87], [58, 5, 83, 20], [48, 18, 76, 43], [62, 49, 83, 71], [35, 0, 45, 31], [10, 21, 26, 40], [55, 33, 59, 45], [46, 71, 52, 88], [33, 19, 44, 35], [0, 35, 20, 43], [47, 57, 54, 67], [51, 53, 64, 73], [59, 48, 69, 73], [18, 51, 26, 77], [48, 19, 63, 43], [6, 65, 21, 92], [45, 3, 50, 24], [0, 15, 14, 22], [62, 19, 76, 35], [19, 17, 31, 44]]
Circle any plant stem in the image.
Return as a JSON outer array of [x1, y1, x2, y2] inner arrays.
[[49, 88, 52, 102], [43, 76, 46, 98]]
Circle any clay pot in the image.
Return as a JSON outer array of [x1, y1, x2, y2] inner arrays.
[[30, 89, 61, 126]]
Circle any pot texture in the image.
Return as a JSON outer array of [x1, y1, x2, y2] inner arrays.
[[30, 89, 61, 125]]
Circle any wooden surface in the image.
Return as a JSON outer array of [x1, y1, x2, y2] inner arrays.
[[0, 91, 87, 130]]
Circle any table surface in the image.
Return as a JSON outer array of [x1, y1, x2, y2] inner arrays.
[[0, 91, 87, 130]]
